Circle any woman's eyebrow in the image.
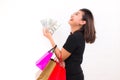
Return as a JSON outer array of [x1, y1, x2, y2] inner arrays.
[[76, 12, 79, 14], [77, 11, 81, 14]]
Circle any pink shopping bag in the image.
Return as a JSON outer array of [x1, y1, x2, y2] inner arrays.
[[36, 45, 57, 70]]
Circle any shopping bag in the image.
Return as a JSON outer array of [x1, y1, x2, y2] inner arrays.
[[36, 45, 57, 70], [48, 53, 66, 80], [37, 59, 56, 80], [48, 61, 66, 80], [35, 70, 42, 79]]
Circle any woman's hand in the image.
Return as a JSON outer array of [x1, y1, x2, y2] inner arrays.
[[43, 28, 52, 40], [43, 28, 71, 61]]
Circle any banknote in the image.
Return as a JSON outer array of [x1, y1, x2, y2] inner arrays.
[[40, 18, 60, 35]]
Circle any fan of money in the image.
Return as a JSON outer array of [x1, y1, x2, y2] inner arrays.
[[40, 18, 61, 35]]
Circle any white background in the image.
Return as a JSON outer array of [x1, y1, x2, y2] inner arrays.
[[0, 0, 120, 80]]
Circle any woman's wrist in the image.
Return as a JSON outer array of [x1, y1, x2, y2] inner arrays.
[[49, 37, 56, 48], [53, 45, 57, 49]]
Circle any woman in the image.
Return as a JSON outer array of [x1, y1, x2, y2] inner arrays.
[[43, 8, 96, 80]]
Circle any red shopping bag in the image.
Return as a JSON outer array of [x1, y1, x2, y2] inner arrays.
[[48, 61, 66, 80], [48, 54, 66, 80]]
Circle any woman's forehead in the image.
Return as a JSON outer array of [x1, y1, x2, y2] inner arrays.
[[78, 10, 84, 14], [74, 10, 84, 16]]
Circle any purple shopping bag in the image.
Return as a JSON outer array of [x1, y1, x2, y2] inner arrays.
[[36, 45, 57, 70]]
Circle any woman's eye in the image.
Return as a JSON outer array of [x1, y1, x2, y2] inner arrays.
[[75, 12, 78, 15]]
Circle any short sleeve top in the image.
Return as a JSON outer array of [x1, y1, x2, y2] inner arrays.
[[63, 30, 85, 74]]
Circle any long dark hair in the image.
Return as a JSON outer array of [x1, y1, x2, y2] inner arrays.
[[80, 8, 96, 43]]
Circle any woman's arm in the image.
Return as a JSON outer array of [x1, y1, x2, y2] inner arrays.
[[43, 28, 71, 61]]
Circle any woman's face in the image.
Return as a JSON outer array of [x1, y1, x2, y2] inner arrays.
[[69, 10, 85, 26]]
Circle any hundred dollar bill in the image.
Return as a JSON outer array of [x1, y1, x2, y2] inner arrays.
[[40, 18, 60, 35]]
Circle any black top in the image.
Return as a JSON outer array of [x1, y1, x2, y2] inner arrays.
[[63, 30, 85, 75]]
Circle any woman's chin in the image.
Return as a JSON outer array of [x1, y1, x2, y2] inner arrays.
[[68, 21, 73, 25]]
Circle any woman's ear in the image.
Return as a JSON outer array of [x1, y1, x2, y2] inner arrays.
[[79, 20, 86, 26], [82, 20, 86, 25]]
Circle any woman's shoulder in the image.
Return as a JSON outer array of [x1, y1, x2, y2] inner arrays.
[[68, 30, 84, 42], [72, 31, 84, 38]]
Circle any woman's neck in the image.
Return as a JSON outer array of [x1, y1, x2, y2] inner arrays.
[[71, 25, 82, 34]]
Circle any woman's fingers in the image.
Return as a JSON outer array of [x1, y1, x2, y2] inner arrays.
[[42, 28, 45, 36], [43, 28, 48, 36], [42, 28, 52, 39]]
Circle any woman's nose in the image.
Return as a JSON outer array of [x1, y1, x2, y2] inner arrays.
[[71, 14, 74, 18]]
